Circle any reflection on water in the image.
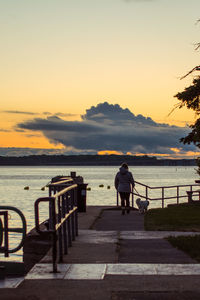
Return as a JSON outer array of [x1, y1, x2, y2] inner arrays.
[[0, 165, 198, 261]]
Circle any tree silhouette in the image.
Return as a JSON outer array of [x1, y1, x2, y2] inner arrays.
[[174, 21, 200, 174]]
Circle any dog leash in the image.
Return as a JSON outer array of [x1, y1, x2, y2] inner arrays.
[[133, 187, 139, 194]]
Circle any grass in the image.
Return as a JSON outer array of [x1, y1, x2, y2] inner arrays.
[[166, 235, 200, 262], [144, 203, 200, 262], [144, 203, 200, 231]]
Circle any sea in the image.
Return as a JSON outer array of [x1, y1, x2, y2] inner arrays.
[[0, 165, 199, 261]]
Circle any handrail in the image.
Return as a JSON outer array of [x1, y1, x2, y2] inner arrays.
[[0, 211, 8, 257], [134, 180, 200, 190], [49, 179, 73, 186], [117, 181, 200, 208], [35, 183, 77, 233], [54, 184, 77, 198], [34, 197, 55, 234], [35, 183, 78, 273], [134, 181, 200, 208], [0, 206, 26, 256]]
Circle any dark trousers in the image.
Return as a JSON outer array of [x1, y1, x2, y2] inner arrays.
[[119, 192, 130, 208]]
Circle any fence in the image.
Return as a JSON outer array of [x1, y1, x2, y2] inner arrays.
[[117, 181, 200, 208], [35, 181, 78, 273]]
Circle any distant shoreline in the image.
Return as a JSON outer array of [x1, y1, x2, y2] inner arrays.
[[0, 154, 196, 166]]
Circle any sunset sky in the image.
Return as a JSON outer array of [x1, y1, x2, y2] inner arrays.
[[1, 0, 200, 158]]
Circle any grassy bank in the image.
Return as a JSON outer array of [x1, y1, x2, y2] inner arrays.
[[145, 203, 200, 262], [144, 203, 200, 231]]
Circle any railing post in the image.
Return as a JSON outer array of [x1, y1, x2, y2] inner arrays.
[[177, 186, 179, 205], [132, 186, 134, 208], [146, 186, 148, 201], [58, 196, 63, 263], [4, 211, 9, 257], [74, 188, 78, 236], [162, 187, 164, 208], [51, 198, 57, 273], [71, 191, 75, 241], [187, 191, 193, 203], [62, 194, 68, 255], [66, 193, 72, 247]]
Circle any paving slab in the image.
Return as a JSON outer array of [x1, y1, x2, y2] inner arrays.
[[94, 210, 144, 231], [105, 274, 200, 292], [78, 206, 109, 229], [25, 263, 70, 279], [64, 264, 106, 280], [107, 263, 200, 275], [41, 241, 118, 264], [111, 291, 200, 300], [0, 277, 24, 289], [118, 239, 196, 263], [77, 230, 118, 243]]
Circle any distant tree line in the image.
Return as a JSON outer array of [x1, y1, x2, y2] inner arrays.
[[0, 155, 195, 166]]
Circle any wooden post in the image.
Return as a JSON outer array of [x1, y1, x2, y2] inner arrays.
[[187, 191, 193, 203]]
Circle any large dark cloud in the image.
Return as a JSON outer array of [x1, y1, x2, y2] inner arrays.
[[17, 102, 196, 155]]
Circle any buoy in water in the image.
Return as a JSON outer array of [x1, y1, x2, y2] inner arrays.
[[24, 186, 29, 190], [41, 187, 45, 191], [107, 185, 110, 189], [87, 187, 91, 191], [99, 184, 104, 188]]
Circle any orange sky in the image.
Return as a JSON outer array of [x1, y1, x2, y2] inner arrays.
[[0, 0, 200, 157]]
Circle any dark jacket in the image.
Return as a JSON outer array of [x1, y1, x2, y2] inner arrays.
[[114, 167, 135, 193]]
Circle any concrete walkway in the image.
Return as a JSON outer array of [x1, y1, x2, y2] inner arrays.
[[1, 206, 200, 300]]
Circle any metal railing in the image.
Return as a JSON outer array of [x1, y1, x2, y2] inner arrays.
[[35, 183, 78, 273], [0, 206, 26, 257], [48, 178, 74, 196], [0, 211, 8, 257], [117, 181, 200, 208]]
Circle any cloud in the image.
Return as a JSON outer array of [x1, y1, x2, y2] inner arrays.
[[42, 112, 77, 117], [16, 102, 197, 156], [2, 110, 37, 115], [0, 147, 95, 156], [15, 128, 26, 132], [2, 110, 77, 118], [53, 113, 78, 118], [0, 147, 66, 156], [0, 129, 11, 132]]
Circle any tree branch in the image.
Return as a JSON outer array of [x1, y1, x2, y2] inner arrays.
[[180, 66, 200, 80]]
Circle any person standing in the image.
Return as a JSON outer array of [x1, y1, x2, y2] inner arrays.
[[114, 163, 135, 215]]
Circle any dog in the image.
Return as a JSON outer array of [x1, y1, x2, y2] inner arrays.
[[136, 198, 149, 214]]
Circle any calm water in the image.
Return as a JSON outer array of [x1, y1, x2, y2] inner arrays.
[[0, 165, 198, 260]]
